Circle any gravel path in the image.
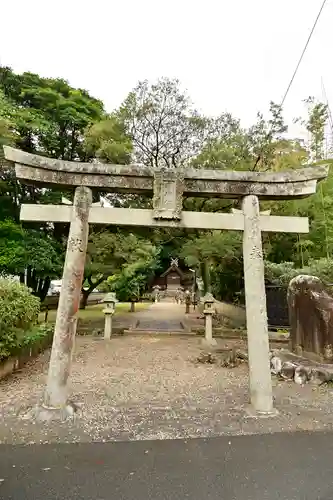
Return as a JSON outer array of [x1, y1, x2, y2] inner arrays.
[[1, 331, 333, 444]]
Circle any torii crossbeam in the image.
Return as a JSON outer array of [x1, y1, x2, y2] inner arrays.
[[3, 146, 329, 418]]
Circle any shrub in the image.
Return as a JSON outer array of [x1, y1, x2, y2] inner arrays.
[[0, 279, 40, 360], [264, 258, 333, 287], [0, 323, 53, 361], [0, 279, 40, 332], [21, 323, 54, 347]]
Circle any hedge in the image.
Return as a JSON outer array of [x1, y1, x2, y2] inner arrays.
[[0, 279, 42, 361]]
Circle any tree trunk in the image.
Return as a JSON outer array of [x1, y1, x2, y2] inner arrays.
[[200, 261, 211, 295], [130, 301, 135, 313], [80, 290, 90, 310], [39, 277, 51, 302], [80, 275, 107, 309]]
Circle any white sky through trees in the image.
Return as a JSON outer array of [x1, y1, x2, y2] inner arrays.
[[1, 0, 332, 141]]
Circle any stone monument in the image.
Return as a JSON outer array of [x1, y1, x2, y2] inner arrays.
[[288, 274, 333, 362]]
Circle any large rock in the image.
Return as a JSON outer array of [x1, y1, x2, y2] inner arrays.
[[288, 275, 333, 362]]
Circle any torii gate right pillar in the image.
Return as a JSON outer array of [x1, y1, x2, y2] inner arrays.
[[242, 194, 273, 414]]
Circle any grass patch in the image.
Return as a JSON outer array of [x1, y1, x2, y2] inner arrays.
[[39, 302, 150, 323]]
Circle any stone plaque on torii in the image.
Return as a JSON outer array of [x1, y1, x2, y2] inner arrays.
[[3, 146, 329, 418]]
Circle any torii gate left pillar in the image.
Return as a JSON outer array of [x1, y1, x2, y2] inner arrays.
[[44, 186, 92, 409], [3, 146, 328, 419]]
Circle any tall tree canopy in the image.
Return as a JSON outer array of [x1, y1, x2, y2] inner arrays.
[[119, 77, 211, 168], [1, 67, 333, 304], [0, 67, 107, 298], [0, 66, 104, 159]]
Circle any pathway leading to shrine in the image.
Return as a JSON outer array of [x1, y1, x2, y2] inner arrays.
[[127, 301, 191, 334], [1, 300, 333, 445]]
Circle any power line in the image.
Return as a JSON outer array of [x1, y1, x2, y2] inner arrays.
[[280, 0, 328, 108], [253, 0, 328, 169]]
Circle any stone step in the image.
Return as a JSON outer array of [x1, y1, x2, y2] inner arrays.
[[123, 329, 195, 336]]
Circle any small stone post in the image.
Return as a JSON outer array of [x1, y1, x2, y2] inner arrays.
[[103, 293, 118, 340], [153, 285, 160, 303], [242, 195, 274, 414], [43, 186, 92, 411], [185, 290, 191, 314], [202, 293, 217, 347]]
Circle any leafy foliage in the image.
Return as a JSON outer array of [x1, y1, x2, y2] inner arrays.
[[107, 239, 160, 302], [0, 322, 53, 362], [84, 114, 133, 164], [0, 66, 104, 159], [295, 97, 329, 161], [1, 66, 333, 308], [0, 278, 43, 360], [0, 67, 108, 296], [119, 77, 212, 168], [81, 232, 160, 307], [0, 221, 63, 300], [265, 259, 333, 287], [0, 278, 40, 331]]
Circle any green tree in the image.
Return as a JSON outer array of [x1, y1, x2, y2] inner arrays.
[[0, 220, 63, 300], [84, 113, 133, 164], [107, 241, 160, 309], [81, 231, 160, 308], [303, 97, 328, 161], [192, 102, 287, 172], [0, 67, 107, 298], [181, 231, 242, 298], [119, 77, 211, 168], [0, 66, 104, 160]]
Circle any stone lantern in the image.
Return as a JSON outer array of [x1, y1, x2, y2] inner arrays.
[[153, 285, 161, 303], [103, 292, 118, 340], [202, 293, 217, 346]]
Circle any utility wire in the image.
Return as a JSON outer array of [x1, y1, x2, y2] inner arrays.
[[253, 0, 328, 169], [280, 0, 328, 108]]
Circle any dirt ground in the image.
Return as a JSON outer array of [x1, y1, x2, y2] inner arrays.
[[1, 333, 333, 444]]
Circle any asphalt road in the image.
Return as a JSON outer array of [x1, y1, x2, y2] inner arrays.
[[1, 431, 333, 499]]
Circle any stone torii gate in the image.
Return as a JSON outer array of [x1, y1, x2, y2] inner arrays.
[[4, 146, 328, 418]]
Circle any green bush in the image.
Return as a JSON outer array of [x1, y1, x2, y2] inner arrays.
[[0, 323, 53, 361], [0, 279, 41, 360], [265, 258, 333, 287], [0, 279, 40, 331]]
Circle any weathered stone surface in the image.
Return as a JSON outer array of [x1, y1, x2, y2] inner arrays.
[[44, 186, 92, 409], [242, 194, 273, 413], [185, 179, 319, 199], [269, 348, 333, 385], [4, 146, 328, 200], [4, 146, 152, 175], [196, 348, 245, 367], [288, 275, 333, 362], [153, 169, 184, 219], [20, 205, 310, 233], [185, 165, 329, 183], [6, 146, 328, 182], [14, 164, 153, 193]]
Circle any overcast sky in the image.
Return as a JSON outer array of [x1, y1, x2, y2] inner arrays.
[[1, 0, 332, 139]]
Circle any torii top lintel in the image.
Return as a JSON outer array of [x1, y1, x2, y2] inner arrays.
[[3, 146, 329, 203]]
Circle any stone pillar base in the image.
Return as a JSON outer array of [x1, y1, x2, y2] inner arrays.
[[23, 402, 81, 422], [243, 405, 279, 419], [201, 337, 217, 348]]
